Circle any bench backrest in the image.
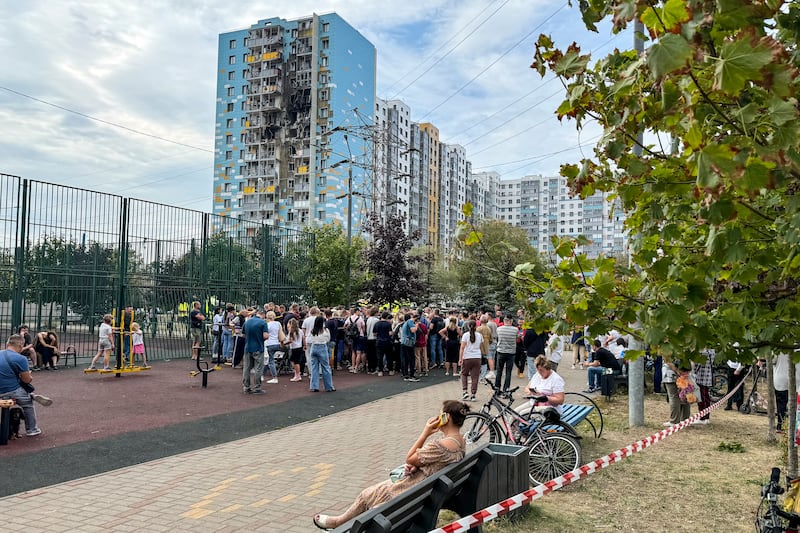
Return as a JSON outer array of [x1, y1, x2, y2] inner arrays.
[[334, 443, 491, 533]]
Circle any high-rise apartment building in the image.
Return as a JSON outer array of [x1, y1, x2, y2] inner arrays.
[[497, 175, 627, 258], [374, 98, 412, 230], [213, 13, 376, 234], [468, 171, 500, 221], [438, 143, 469, 251]]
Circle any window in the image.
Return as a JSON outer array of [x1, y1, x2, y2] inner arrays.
[[320, 56, 328, 67], [240, 133, 246, 143], [319, 73, 328, 84], [242, 85, 248, 94], [228, 55, 236, 65], [322, 22, 330, 32], [241, 102, 246, 111], [319, 89, 328, 100], [224, 199, 231, 208], [226, 118, 234, 128], [287, 211, 294, 222], [225, 150, 233, 160], [223, 183, 231, 192], [226, 134, 232, 144], [227, 71, 235, 81], [242, 54, 247, 62], [241, 117, 247, 127], [226, 103, 234, 112], [229, 39, 236, 49], [227, 87, 235, 97], [321, 38, 329, 49], [239, 166, 246, 175], [225, 166, 233, 176]]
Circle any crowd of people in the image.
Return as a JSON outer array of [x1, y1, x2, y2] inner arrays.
[[189, 301, 588, 397]]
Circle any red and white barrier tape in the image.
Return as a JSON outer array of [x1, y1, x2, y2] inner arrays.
[[431, 366, 752, 533]]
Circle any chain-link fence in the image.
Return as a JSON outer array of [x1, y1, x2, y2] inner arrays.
[[0, 174, 313, 362]]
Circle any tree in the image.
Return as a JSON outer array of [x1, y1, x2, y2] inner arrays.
[[305, 224, 365, 307], [361, 213, 426, 305], [455, 218, 545, 311]]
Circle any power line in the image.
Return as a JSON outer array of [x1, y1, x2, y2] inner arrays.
[[0, 85, 213, 153], [389, 0, 513, 99], [471, 133, 602, 171], [419, 1, 568, 120]]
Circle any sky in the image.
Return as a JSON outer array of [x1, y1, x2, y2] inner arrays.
[[0, 0, 627, 213]]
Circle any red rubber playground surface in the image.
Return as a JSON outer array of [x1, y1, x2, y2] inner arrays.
[[1, 359, 399, 457]]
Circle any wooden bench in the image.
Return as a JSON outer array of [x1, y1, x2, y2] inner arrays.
[[333, 443, 504, 533]]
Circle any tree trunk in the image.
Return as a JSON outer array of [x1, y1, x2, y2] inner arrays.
[[789, 360, 797, 478]]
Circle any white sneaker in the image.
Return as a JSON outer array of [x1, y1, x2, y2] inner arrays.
[[26, 427, 42, 436], [290, 376, 301, 382], [377, 372, 383, 377], [266, 378, 279, 384], [31, 394, 53, 406], [662, 422, 674, 427]]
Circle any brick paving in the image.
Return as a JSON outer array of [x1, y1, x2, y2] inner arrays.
[[0, 363, 591, 531]]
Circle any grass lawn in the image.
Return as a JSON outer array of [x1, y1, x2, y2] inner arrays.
[[442, 390, 787, 532]]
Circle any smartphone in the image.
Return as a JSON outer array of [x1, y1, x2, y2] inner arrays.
[[437, 413, 449, 427]]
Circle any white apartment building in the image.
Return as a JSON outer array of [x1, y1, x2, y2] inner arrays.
[[374, 98, 413, 229], [498, 175, 627, 258], [438, 143, 469, 251]]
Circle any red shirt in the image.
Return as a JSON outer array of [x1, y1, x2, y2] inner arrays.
[[415, 322, 428, 347]]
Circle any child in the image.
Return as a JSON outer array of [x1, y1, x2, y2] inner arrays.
[[130, 322, 149, 368], [89, 314, 114, 371]]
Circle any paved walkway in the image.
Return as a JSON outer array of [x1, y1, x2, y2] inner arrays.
[[0, 363, 591, 532]]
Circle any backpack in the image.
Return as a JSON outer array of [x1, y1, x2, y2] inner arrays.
[[346, 318, 360, 339]]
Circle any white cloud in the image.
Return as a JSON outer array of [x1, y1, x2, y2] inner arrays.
[[0, 0, 626, 211]]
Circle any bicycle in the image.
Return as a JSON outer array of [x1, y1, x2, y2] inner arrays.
[[462, 379, 582, 485], [755, 467, 800, 532]]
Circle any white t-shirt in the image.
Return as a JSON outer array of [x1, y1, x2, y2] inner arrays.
[[99, 322, 112, 340], [288, 331, 303, 349], [265, 320, 281, 347], [527, 370, 565, 414], [212, 313, 224, 333], [302, 315, 316, 341], [546, 334, 563, 364], [132, 331, 144, 347], [461, 332, 484, 359], [366, 316, 379, 340]]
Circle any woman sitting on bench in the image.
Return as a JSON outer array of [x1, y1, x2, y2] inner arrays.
[[313, 400, 470, 530]]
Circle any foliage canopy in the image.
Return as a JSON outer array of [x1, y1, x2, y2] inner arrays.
[[521, 0, 800, 362]]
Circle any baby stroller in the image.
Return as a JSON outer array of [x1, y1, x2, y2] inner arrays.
[[740, 363, 768, 415], [273, 347, 293, 375]]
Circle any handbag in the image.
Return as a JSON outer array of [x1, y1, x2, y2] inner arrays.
[[2, 350, 34, 393], [278, 327, 286, 344]]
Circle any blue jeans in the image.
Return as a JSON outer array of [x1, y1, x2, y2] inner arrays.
[[428, 335, 443, 365], [222, 330, 233, 359], [588, 366, 604, 389], [242, 350, 264, 392], [263, 344, 281, 378], [0, 386, 37, 432], [309, 344, 334, 391]]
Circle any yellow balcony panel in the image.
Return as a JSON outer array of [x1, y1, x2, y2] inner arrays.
[[243, 186, 255, 194], [262, 51, 280, 60], [298, 165, 308, 173], [267, 185, 276, 193]]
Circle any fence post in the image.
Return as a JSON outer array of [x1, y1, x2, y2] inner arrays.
[[201, 213, 209, 312], [261, 225, 271, 303], [115, 198, 129, 373], [11, 179, 28, 330]]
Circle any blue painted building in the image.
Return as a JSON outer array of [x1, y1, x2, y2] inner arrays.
[[213, 13, 376, 236]]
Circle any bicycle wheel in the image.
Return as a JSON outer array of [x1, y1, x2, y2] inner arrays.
[[462, 413, 504, 449], [527, 433, 582, 486]]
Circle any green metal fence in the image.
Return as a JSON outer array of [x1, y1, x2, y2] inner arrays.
[[0, 174, 313, 362]]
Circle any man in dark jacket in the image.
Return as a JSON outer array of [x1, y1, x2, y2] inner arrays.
[[523, 328, 549, 381], [583, 339, 622, 392]]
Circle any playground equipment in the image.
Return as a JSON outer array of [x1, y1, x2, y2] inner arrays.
[[189, 345, 221, 388], [84, 308, 151, 376]]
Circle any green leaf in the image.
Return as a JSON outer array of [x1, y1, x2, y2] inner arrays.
[[646, 33, 692, 79], [768, 96, 797, 126], [696, 144, 736, 188], [553, 48, 590, 78], [714, 38, 773, 94], [461, 203, 474, 217], [464, 231, 481, 246], [640, 0, 690, 34]]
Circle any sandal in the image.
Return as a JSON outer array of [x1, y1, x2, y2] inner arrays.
[[313, 514, 333, 530]]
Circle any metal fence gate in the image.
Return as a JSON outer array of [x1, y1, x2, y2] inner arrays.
[[0, 174, 314, 361]]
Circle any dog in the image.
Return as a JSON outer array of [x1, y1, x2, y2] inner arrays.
[[8, 406, 22, 440]]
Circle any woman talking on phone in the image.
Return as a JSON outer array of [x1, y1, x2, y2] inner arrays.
[[313, 400, 470, 530]]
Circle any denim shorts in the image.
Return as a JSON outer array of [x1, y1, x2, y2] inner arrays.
[[354, 336, 367, 352]]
